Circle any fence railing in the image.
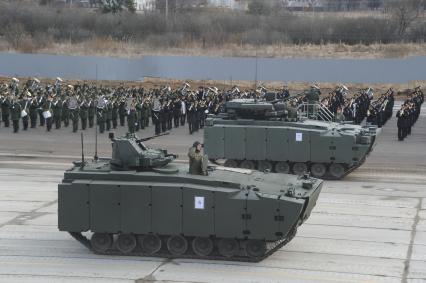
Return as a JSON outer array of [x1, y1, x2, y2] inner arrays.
[[297, 103, 335, 122]]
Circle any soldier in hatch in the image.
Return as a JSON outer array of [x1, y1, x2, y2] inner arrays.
[[188, 141, 207, 176]]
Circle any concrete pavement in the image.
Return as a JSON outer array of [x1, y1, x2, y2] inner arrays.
[[0, 102, 425, 282]]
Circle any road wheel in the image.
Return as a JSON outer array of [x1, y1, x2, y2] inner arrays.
[[218, 238, 239, 258], [310, 163, 327, 178], [192, 237, 214, 257], [91, 233, 112, 253], [275, 161, 290, 173], [224, 159, 238, 168], [240, 160, 255, 170], [117, 234, 137, 254], [292, 162, 308, 175], [167, 235, 188, 256], [245, 240, 266, 258], [257, 161, 273, 172], [139, 234, 162, 255], [329, 163, 346, 179]]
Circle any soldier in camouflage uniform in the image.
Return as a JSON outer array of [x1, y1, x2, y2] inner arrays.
[[188, 141, 206, 176]]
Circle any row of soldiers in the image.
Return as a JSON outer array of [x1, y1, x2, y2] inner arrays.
[[0, 78, 228, 135], [318, 85, 395, 127], [396, 88, 424, 141], [0, 77, 422, 137]]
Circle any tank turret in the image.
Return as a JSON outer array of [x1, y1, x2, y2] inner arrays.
[[109, 132, 176, 170]]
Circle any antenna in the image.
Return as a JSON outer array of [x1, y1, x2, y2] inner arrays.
[[254, 45, 258, 89], [80, 132, 85, 168], [94, 125, 98, 161]]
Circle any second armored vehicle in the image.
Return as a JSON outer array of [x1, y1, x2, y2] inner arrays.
[[58, 133, 323, 262], [204, 99, 380, 179]]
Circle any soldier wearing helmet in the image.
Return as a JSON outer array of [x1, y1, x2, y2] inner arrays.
[[188, 141, 207, 175]]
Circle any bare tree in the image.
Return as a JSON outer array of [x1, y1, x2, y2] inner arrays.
[[387, 0, 425, 37], [4, 23, 26, 50]]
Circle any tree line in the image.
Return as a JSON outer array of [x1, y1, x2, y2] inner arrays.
[[0, 0, 424, 52]]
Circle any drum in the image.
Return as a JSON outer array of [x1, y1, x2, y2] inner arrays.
[[42, 110, 52, 119]]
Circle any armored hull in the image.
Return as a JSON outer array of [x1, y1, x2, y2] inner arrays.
[[58, 159, 322, 262], [204, 100, 380, 180]]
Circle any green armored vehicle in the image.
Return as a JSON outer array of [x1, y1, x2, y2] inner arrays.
[[58, 133, 323, 262], [204, 99, 380, 179]]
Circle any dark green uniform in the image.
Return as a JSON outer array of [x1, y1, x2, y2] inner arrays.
[[42, 100, 53, 131], [127, 107, 136, 134], [88, 99, 95, 128], [29, 98, 38, 128], [80, 100, 89, 130], [97, 107, 106, 134], [52, 98, 62, 129], [70, 107, 79, 133], [37, 95, 45, 126], [1, 97, 10, 127], [106, 103, 112, 131], [10, 100, 21, 133], [119, 100, 126, 126], [135, 103, 142, 132], [142, 101, 150, 128], [111, 100, 118, 129], [62, 98, 70, 127], [20, 99, 29, 130], [306, 86, 321, 117]]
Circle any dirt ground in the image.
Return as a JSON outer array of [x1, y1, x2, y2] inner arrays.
[[1, 38, 426, 59]]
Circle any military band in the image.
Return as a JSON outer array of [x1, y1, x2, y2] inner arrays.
[[0, 78, 423, 142], [396, 87, 424, 141]]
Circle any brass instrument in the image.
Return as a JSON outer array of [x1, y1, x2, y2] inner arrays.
[[207, 87, 218, 96], [231, 86, 240, 95]]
